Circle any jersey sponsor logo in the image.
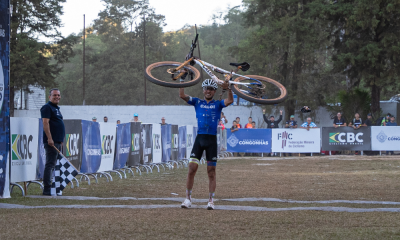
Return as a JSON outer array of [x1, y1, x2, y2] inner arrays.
[[102, 135, 114, 154], [11, 134, 33, 160], [329, 132, 363, 145], [200, 104, 216, 109]]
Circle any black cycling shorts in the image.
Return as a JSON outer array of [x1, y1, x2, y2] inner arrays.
[[190, 134, 218, 162]]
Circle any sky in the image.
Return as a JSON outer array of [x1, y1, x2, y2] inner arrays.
[[60, 0, 243, 37]]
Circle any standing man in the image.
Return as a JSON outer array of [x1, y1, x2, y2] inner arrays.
[[179, 78, 233, 210], [130, 113, 140, 122], [103, 116, 108, 123], [92, 117, 97, 122], [363, 113, 373, 126], [286, 115, 298, 129], [263, 109, 283, 128], [116, 120, 121, 124], [161, 117, 167, 125], [40, 88, 65, 196], [333, 112, 347, 127], [300, 117, 317, 131]]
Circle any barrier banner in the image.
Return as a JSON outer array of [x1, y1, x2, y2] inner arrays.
[[178, 126, 186, 159], [63, 120, 82, 171], [80, 121, 101, 173], [0, 0, 10, 197], [98, 122, 116, 172], [114, 123, 130, 169], [371, 126, 400, 151], [171, 125, 178, 161], [141, 124, 152, 164], [227, 129, 271, 153], [161, 125, 171, 163], [10, 117, 39, 182], [127, 122, 141, 166], [272, 128, 321, 153], [152, 124, 162, 163], [186, 125, 194, 159], [321, 127, 371, 151], [36, 120, 46, 179]]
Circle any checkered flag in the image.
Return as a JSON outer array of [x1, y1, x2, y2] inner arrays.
[[51, 147, 78, 196]]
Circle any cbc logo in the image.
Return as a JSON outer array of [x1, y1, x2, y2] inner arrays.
[[102, 135, 114, 154], [11, 134, 34, 160], [153, 134, 161, 149], [172, 134, 178, 148], [66, 133, 80, 156], [329, 132, 364, 143]]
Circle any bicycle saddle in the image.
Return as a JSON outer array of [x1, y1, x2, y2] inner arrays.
[[229, 62, 250, 71]]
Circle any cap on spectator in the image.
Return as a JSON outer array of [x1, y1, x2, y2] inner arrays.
[[367, 113, 372, 116], [104, 116, 107, 118], [270, 116, 274, 118], [387, 113, 392, 117], [290, 115, 295, 118], [92, 117, 97, 120], [134, 113, 138, 117]]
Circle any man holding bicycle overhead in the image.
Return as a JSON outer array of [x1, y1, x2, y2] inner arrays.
[[179, 76, 233, 210]]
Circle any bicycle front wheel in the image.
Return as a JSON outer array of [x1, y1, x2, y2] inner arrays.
[[145, 61, 201, 88], [231, 75, 287, 105]]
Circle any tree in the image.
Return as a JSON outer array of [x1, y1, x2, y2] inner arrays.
[[312, 0, 400, 116]]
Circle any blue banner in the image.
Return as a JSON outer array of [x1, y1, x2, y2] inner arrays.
[[161, 124, 171, 163], [227, 129, 272, 153], [114, 123, 131, 169], [36, 120, 46, 179], [0, 0, 10, 198], [178, 126, 186, 159], [81, 120, 101, 173]]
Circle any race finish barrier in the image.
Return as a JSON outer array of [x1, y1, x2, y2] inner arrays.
[[371, 126, 400, 153], [321, 127, 371, 151], [272, 128, 321, 154], [227, 129, 272, 153]]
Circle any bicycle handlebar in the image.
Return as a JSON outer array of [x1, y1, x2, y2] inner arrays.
[[188, 34, 199, 58]]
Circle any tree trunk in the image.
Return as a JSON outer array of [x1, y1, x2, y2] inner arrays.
[[371, 82, 380, 116]]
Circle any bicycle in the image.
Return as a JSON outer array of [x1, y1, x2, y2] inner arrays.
[[145, 34, 287, 104]]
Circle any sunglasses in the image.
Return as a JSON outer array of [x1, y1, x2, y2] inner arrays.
[[203, 87, 216, 91]]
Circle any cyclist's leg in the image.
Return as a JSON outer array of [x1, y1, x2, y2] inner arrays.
[[186, 135, 205, 200], [205, 135, 218, 203]]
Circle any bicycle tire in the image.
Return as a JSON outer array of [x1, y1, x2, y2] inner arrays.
[[231, 75, 287, 104], [145, 61, 201, 88]]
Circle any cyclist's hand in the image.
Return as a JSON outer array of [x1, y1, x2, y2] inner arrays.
[[221, 80, 230, 90]]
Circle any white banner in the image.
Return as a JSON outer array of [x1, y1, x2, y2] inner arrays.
[[272, 128, 321, 153], [98, 122, 116, 172], [186, 125, 194, 159], [152, 124, 162, 163], [371, 126, 400, 151], [10, 117, 39, 182]]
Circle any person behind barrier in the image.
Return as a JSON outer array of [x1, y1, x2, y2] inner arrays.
[[285, 115, 298, 129], [103, 116, 108, 123], [363, 113, 373, 127], [386, 116, 397, 155], [130, 113, 140, 122], [235, 117, 243, 128], [252, 121, 256, 129], [218, 120, 225, 130], [117, 120, 121, 124], [179, 76, 233, 210], [161, 117, 167, 125], [231, 120, 239, 132], [245, 117, 253, 128], [40, 88, 65, 196], [333, 112, 347, 127], [263, 109, 283, 128], [221, 112, 228, 124], [300, 117, 317, 131], [92, 117, 97, 122], [348, 113, 362, 129]]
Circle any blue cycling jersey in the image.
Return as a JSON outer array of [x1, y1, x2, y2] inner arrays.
[[187, 97, 226, 135]]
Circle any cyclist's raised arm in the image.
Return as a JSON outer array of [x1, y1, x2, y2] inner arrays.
[[179, 88, 190, 102], [221, 77, 234, 107]]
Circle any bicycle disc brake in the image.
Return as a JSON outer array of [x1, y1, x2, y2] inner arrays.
[[167, 68, 187, 81], [249, 83, 266, 98]]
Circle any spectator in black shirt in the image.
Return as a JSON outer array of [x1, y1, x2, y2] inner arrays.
[[285, 115, 298, 129], [104, 116, 108, 122], [349, 113, 362, 129], [363, 113, 373, 126], [231, 120, 239, 132], [263, 109, 283, 128], [40, 88, 65, 196], [333, 112, 347, 128]]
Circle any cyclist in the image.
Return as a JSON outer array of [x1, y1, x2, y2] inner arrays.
[[179, 77, 233, 210]]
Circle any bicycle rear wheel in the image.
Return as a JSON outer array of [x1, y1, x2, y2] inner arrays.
[[145, 61, 201, 88], [231, 75, 287, 105]]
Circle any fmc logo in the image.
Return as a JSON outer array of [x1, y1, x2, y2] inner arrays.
[[102, 135, 114, 154], [171, 134, 178, 149], [277, 131, 292, 149], [329, 132, 363, 144], [11, 134, 33, 160], [131, 133, 140, 151], [66, 133, 80, 157], [153, 134, 161, 150]]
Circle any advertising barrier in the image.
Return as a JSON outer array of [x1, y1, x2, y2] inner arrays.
[[371, 126, 400, 151], [272, 128, 321, 153], [152, 124, 162, 163], [322, 127, 371, 151], [0, 0, 10, 198], [63, 120, 83, 171], [10, 117, 39, 182], [36, 120, 46, 179], [80, 121, 101, 173], [114, 123, 130, 169], [127, 122, 141, 166], [98, 122, 116, 172], [171, 125, 178, 161], [141, 124, 152, 164], [186, 125, 194, 159], [161, 124, 171, 163], [178, 126, 186, 159], [227, 129, 271, 153]]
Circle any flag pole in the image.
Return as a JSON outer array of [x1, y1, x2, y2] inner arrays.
[[52, 145, 79, 172]]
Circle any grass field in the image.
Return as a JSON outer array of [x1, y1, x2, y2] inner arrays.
[[2, 155, 400, 239]]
